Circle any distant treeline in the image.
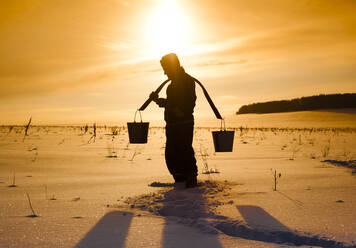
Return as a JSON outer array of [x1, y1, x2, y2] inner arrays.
[[236, 93, 356, 114]]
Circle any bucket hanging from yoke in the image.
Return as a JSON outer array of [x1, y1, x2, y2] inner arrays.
[[127, 111, 149, 144]]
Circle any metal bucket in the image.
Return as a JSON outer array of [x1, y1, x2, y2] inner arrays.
[[127, 111, 149, 144], [212, 120, 234, 152]]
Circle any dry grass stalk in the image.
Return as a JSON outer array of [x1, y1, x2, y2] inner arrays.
[[129, 149, 140, 162], [271, 169, 282, 191], [87, 123, 97, 143], [23, 117, 32, 142], [200, 144, 219, 174], [321, 139, 331, 159], [8, 172, 16, 187], [44, 185, 48, 200], [26, 192, 39, 217], [106, 136, 118, 158]]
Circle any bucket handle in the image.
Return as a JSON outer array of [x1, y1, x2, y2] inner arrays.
[[220, 118, 226, 131], [134, 110, 143, 123]]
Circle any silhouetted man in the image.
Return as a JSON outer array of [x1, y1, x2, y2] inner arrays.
[[150, 53, 198, 188]]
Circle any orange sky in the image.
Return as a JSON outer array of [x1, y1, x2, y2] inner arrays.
[[1, 0, 355, 124]]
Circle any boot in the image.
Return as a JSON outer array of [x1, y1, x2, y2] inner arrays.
[[173, 174, 186, 183]]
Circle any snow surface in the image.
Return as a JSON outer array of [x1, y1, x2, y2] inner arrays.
[[0, 110, 356, 247]]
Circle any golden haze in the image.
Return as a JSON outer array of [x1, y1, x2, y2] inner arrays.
[[0, 0, 355, 124]]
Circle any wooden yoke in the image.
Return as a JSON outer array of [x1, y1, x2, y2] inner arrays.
[[138, 79, 171, 111], [138, 76, 223, 120]]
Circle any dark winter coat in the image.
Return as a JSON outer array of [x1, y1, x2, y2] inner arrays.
[[163, 68, 196, 124]]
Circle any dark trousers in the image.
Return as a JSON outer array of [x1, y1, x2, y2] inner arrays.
[[165, 123, 197, 179]]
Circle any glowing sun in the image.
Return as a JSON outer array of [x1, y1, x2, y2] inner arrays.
[[145, 0, 192, 57]]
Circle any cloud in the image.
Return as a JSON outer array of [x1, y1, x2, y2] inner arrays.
[[196, 59, 247, 67], [31, 107, 95, 113]]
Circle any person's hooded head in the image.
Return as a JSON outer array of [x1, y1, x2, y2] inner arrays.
[[160, 53, 182, 80]]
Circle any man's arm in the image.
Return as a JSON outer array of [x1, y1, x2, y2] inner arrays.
[[150, 92, 167, 108], [156, 98, 167, 108]]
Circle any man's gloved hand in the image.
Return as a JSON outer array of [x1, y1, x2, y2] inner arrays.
[[149, 91, 158, 101], [156, 98, 167, 108]]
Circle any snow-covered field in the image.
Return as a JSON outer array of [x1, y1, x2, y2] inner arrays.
[[1, 110, 356, 248]]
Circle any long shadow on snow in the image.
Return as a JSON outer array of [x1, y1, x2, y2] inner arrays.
[[214, 205, 353, 247], [74, 184, 223, 248], [75, 211, 133, 248], [75, 182, 355, 248], [322, 160, 356, 174]]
